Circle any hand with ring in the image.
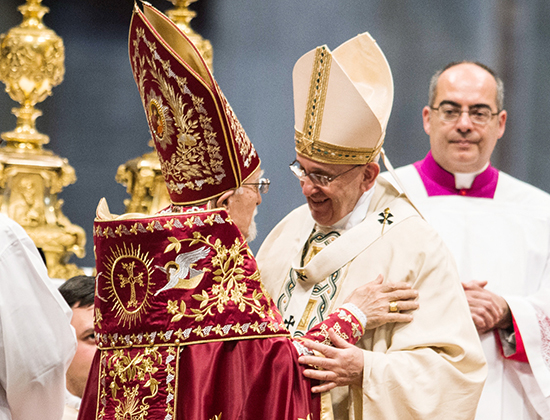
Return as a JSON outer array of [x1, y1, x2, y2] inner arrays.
[[343, 274, 419, 330]]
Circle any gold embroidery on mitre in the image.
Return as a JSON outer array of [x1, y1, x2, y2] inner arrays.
[[296, 46, 331, 157], [296, 130, 383, 165], [220, 93, 257, 169], [146, 92, 174, 149], [134, 30, 227, 194], [102, 243, 155, 327]]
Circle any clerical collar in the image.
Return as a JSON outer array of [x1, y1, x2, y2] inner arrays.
[[454, 162, 489, 189], [414, 151, 498, 198], [316, 183, 376, 232]]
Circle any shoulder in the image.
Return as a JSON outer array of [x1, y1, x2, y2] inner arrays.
[[0, 214, 31, 252], [496, 171, 550, 207], [371, 183, 451, 248], [257, 203, 313, 263], [266, 203, 311, 235], [379, 164, 416, 184]]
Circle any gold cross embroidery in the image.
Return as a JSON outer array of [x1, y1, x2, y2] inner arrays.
[[378, 207, 393, 235], [118, 261, 144, 308]]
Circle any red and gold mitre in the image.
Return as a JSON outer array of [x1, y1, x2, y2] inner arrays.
[[92, 199, 287, 349], [129, 3, 260, 205]]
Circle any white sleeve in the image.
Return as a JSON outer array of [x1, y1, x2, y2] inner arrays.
[[0, 218, 76, 420]]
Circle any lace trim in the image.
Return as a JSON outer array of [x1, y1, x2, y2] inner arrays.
[[536, 309, 550, 371]]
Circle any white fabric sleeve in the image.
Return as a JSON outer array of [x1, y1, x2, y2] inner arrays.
[[0, 218, 76, 420]]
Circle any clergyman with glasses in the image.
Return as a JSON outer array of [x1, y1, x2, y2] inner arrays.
[[256, 38, 487, 419], [384, 61, 550, 419]]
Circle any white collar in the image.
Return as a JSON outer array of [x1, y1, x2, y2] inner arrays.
[[454, 162, 489, 189], [317, 182, 376, 232]]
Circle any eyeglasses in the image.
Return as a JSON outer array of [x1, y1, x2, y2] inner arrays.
[[242, 177, 270, 194], [430, 103, 500, 125], [289, 160, 360, 187]]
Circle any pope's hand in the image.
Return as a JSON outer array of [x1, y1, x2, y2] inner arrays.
[[298, 328, 364, 393], [462, 279, 512, 333], [343, 274, 419, 329]]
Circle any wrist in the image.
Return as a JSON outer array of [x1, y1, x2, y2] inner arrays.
[[341, 302, 367, 331]]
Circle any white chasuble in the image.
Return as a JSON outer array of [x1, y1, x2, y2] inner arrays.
[[257, 177, 487, 420]]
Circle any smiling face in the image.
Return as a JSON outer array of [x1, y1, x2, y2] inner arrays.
[[423, 63, 507, 173], [295, 155, 379, 226]]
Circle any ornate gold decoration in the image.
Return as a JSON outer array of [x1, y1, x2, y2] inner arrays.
[[96, 317, 282, 350], [116, 148, 171, 215], [299, 46, 332, 155], [117, 0, 213, 215], [102, 243, 155, 327], [142, 56, 225, 192], [165, 233, 266, 322], [165, 0, 213, 72], [106, 347, 162, 420], [0, 0, 85, 279]]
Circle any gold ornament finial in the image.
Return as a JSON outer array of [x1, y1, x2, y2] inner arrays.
[[165, 0, 213, 71], [0, 0, 86, 279], [0, 0, 65, 149]]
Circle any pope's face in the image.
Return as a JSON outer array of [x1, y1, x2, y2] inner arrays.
[[423, 63, 507, 173], [296, 155, 376, 227], [66, 304, 96, 398]]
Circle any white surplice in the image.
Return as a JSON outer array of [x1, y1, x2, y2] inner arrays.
[[386, 165, 550, 420], [0, 214, 76, 420]]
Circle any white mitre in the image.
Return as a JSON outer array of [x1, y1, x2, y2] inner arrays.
[[293, 32, 394, 165]]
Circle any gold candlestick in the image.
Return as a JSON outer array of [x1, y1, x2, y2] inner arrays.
[[0, 0, 86, 279]]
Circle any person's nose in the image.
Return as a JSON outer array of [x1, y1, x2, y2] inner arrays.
[[300, 176, 318, 197], [455, 110, 474, 133], [256, 188, 262, 205]]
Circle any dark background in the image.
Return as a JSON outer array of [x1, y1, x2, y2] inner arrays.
[[1, 0, 549, 270]]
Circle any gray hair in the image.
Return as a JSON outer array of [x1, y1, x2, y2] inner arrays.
[[428, 61, 504, 111]]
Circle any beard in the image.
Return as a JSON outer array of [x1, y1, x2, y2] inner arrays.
[[246, 208, 258, 242]]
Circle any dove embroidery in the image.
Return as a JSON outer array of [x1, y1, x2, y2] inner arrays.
[[155, 246, 211, 295]]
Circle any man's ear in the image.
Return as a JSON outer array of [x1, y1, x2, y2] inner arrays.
[[361, 162, 380, 192], [422, 106, 432, 136], [216, 190, 234, 209]]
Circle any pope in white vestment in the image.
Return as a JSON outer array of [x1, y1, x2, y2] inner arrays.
[[0, 213, 76, 420], [385, 151, 550, 420], [257, 35, 487, 419], [258, 176, 487, 419]]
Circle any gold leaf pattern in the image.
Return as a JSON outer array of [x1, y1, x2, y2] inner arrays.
[[164, 233, 266, 323]]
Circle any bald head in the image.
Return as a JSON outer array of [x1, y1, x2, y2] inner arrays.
[[423, 62, 507, 174], [429, 62, 504, 111]]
